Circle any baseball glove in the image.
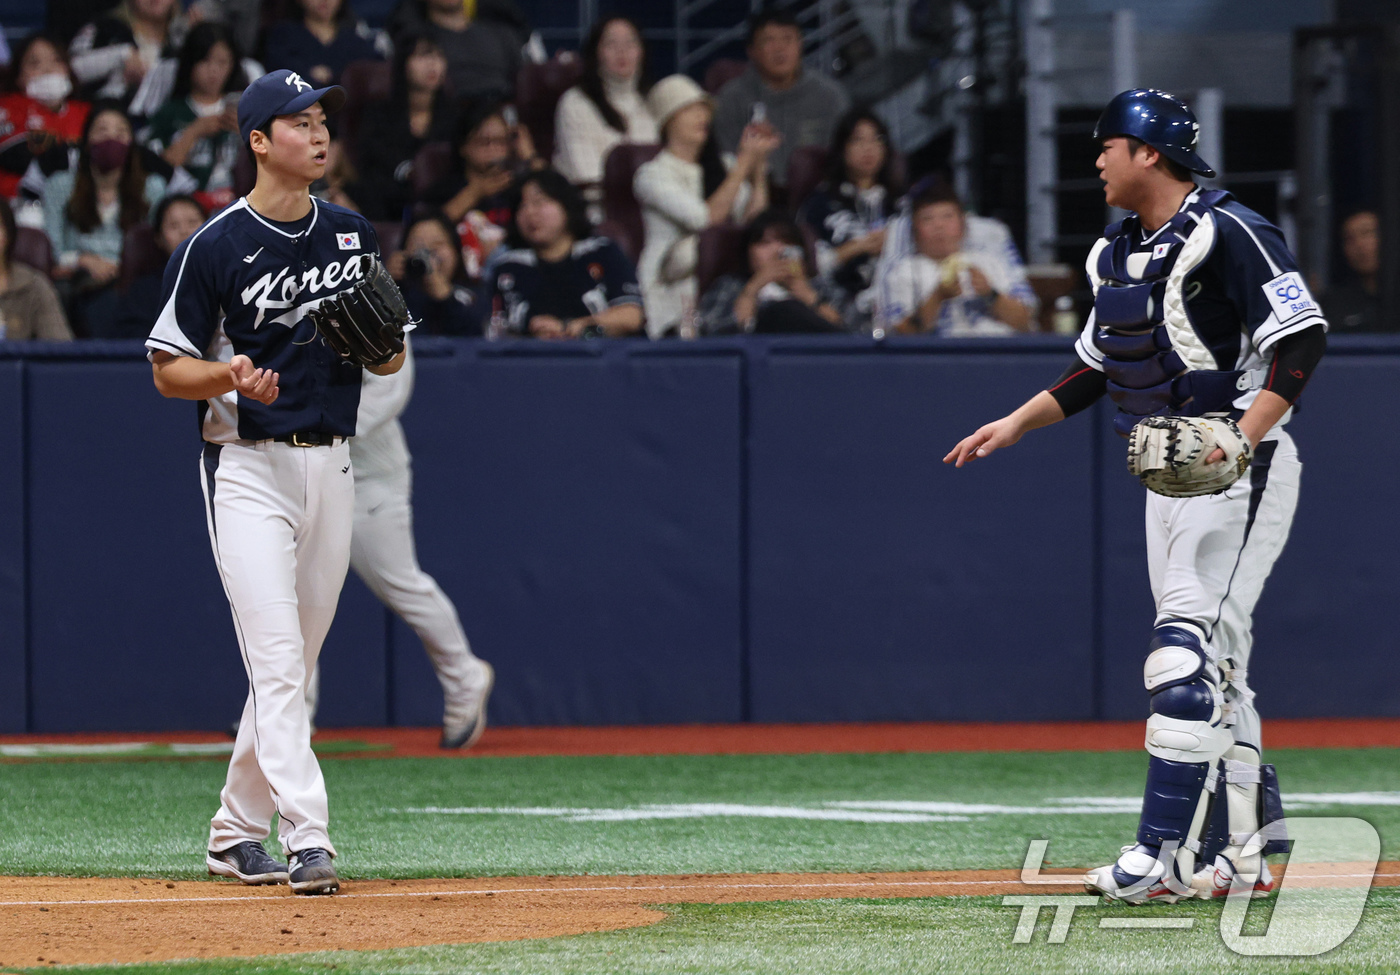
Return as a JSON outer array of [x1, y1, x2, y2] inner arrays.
[[1127, 415, 1254, 498], [305, 254, 409, 368]]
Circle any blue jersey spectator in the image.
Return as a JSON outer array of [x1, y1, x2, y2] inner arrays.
[[385, 211, 485, 336], [486, 169, 642, 339], [262, 0, 388, 90]]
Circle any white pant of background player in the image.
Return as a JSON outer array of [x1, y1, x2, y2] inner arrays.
[[202, 438, 353, 855], [1146, 428, 1300, 887], [333, 343, 492, 743]]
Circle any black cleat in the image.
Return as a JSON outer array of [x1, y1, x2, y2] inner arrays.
[[206, 841, 290, 885], [288, 847, 339, 894]]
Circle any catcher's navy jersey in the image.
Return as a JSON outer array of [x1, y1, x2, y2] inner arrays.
[[145, 196, 379, 443], [1074, 188, 1326, 422]]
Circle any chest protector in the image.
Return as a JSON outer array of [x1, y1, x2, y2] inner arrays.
[[1089, 189, 1248, 437]]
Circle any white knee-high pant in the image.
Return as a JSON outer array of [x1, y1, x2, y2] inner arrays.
[[349, 428, 480, 704], [1145, 430, 1301, 753], [200, 439, 354, 856]]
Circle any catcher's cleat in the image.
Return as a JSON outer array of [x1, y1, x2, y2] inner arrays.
[[1084, 844, 1189, 905], [1190, 854, 1275, 900]]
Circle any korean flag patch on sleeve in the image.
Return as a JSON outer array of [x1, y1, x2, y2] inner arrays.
[[1262, 271, 1318, 324], [337, 232, 361, 250]]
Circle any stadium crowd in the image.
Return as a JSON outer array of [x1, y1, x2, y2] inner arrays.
[[0, 1, 1390, 342]]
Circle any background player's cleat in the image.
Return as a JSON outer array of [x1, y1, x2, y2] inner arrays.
[[288, 848, 340, 894], [206, 841, 289, 885], [1084, 844, 1187, 904], [441, 661, 495, 750], [1190, 854, 1274, 899]]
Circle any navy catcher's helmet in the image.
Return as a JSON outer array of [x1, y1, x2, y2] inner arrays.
[[1094, 88, 1216, 178]]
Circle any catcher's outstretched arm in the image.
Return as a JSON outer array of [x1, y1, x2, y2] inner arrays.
[[943, 390, 1065, 468]]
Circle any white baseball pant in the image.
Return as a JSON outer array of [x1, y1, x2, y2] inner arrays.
[[1146, 430, 1301, 753], [349, 431, 481, 707], [200, 439, 354, 856]]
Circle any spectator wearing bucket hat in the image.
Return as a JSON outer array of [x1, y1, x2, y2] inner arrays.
[[632, 73, 777, 337]]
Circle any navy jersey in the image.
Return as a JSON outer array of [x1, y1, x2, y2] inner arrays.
[[146, 197, 380, 443], [1075, 188, 1326, 418], [486, 236, 641, 333]]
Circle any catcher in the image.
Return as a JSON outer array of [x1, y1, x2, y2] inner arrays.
[[944, 89, 1326, 904], [147, 69, 407, 895]]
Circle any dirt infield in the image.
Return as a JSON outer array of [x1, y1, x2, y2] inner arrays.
[[6, 716, 1400, 761], [3, 864, 1397, 967]]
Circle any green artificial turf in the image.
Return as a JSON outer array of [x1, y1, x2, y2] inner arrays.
[[14, 890, 1400, 975], [1, 748, 1399, 879]]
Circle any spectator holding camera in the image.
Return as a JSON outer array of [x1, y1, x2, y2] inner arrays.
[[423, 99, 539, 277], [143, 24, 244, 212], [799, 107, 899, 325], [387, 211, 485, 335], [879, 179, 1035, 336], [0, 196, 73, 341], [44, 100, 166, 336], [699, 208, 842, 334], [486, 169, 642, 339], [634, 74, 775, 337], [713, 8, 849, 197]]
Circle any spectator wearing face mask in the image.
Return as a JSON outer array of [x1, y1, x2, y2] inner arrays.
[[44, 101, 167, 336], [0, 34, 92, 201]]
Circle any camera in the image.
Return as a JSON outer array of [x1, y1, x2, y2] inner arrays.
[[405, 248, 434, 279]]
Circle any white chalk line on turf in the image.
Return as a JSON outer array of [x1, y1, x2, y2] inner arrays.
[[4, 872, 1398, 908]]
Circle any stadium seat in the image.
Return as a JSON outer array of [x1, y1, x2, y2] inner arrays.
[[785, 145, 827, 215], [411, 141, 456, 202], [515, 52, 583, 164], [338, 59, 394, 164], [600, 142, 660, 263], [118, 223, 164, 293], [593, 218, 634, 263], [373, 220, 405, 254], [12, 227, 52, 276], [696, 223, 745, 297], [703, 58, 746, 95]]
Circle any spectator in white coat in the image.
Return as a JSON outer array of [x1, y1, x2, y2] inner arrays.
[[552, 16, 657, 223], [632, 74, 775, 338]]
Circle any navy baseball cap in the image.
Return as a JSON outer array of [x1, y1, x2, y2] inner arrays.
[[238, 69, 346, 144]]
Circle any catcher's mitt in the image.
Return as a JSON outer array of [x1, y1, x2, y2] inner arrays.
[[1127, 415, 1254, 498], [305, 254, 410, 367]]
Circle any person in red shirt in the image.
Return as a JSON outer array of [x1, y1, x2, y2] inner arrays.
[[0, 34, 92, 200]]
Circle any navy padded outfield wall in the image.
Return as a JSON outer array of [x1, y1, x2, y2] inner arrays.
[[2, 335, 1398, 731], [0, 360, 24, 732]]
